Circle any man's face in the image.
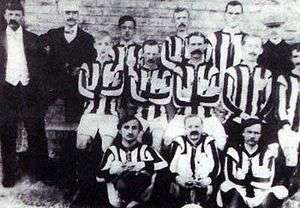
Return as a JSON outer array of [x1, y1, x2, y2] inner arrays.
[[174, 10, 190, 32], [120, 119, 140, 143], [243, 124, 262, 147], [188, 36, 206, 59], [224, 5, 242, 28], [267, 25, 282, 41], [185, 116, 203, 142], [63, 10, 79, 27], [120, 21, 135, 42], [143, 44, 160, 67], [95, 35, 112, 57], [242, 37, 262, 62], [4, 9, 23, 31], [292, 49, 300, 73]]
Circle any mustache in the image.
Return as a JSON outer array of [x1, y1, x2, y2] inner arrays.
[[67, 18, 76, 22], [190, 131, 199, 136], [191, 49, 203, 55], [9, 20, 19, 25], [179, 23, 186, 27], [148, 58, 156, 63], [127, 133, 135, 138]]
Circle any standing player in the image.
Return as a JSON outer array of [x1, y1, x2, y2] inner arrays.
[[208, 0, 247, 87], [223, 35, 273, 146], [161, 7, 211, 71], [128, 40, 172, 152], [165, 32, 226, 150], [74, 31, 124, 205]]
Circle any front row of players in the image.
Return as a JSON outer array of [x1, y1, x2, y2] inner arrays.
[[75, 30, 299, 207], [97, 115, 293, 208]]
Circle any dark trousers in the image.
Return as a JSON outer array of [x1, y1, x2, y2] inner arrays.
[[0, 83, 48, 182]]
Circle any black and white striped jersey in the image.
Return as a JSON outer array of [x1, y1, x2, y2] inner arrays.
[[78, 60, 124, 116], [277, 73, 300, 131], [223, 63, 273, 119], [128, 64, 172, 120], [99, 140, 168, 181], [170, 135, 220, 181], [173, 60, 220, 116], [161, 34, 212, 71], [113, 41, 141, 67], [208, 27, 247, 75]]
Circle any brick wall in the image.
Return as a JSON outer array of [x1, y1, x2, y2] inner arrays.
[[23, 0, 300, 44]]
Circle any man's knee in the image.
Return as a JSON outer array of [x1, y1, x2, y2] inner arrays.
[[76, 134, 92, 149]]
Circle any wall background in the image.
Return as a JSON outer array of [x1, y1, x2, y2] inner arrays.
[[23, 0, 300, 44]]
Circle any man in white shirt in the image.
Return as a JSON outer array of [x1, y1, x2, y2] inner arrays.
[[0, 0, 49, 187]]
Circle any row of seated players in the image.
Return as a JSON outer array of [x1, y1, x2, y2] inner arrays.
[[74, 31, 300, 207], [96, 115, 298, 208]]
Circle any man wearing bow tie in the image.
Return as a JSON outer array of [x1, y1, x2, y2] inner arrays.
[[0, 1, 49, 187], [39, 0, 96, 190], [40, 0, 97, 123]]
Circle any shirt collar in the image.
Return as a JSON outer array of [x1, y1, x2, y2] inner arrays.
[[64, 24, 78, 35], [269, 37, 283, 45], [6, 26, 23, 36], [223, 26, 241, 35], [119, 39, 135, 47]]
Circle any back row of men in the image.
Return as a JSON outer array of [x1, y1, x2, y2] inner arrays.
[[0, 0, 299, 208]]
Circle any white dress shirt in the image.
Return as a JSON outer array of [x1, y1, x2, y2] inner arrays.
[[5, 26, 29, 86], [64, 25, 78, 43]]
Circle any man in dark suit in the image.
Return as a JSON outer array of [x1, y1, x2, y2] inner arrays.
[[0, 1, 49, 187], [40, 0, 97, 123]]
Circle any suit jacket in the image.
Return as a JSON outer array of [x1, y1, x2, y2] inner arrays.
[[0, 27, 48, 106], [39, 27, 97, 122]]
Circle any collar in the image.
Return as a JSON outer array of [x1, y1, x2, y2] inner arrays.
[[120, 140, 139, 152], [184, 135, 204, 148], [269, 37, 283, 45], [6, 26, 23, 36], [222, 26, 241, 35], [64, 24, 78, 35], [241, 144, 261, 157], [119, 39, 136, 47]]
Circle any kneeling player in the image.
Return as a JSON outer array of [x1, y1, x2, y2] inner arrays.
[[99, 116, 168, 208], [218, 118, 288, 208], [170, 114, 220, 207]]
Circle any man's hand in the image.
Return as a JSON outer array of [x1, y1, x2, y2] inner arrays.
[[194, 177, 211, 188], [110, 161, 125, 175], [240, 112, 251, 120], [176, 176, 193, 188], [132, 162, 145, 172]]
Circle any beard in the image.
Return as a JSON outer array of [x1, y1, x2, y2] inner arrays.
[[8, 19, 20, 30], [190, 49, 203, 55]]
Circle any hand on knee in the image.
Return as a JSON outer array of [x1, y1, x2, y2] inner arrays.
[[76, 134, 92, 149]]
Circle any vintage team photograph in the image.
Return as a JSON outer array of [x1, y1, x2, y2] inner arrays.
[[0, 0, 299, 207]]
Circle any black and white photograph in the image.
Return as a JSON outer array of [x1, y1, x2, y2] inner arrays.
[[0, 0, 299, 207]]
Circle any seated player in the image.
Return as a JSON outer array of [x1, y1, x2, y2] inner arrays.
[[170, 114, 220, 207], [98, 116, 168, 208], [164, 32, 226, 150], [223, 35, 274, 147], [128, 39, 172, 152], [75, 30, 124, 201], [218, 118, 288, 208]]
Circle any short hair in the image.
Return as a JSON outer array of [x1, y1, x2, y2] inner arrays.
[[187, 32, 207, 44], [225, 0, 243, 13], [142, 39, 159, 49], [241, 118, 263, 130], [95, 30, 111, 41], [184, 114, 203, 126], [291, 42, 300, 52], [118, 15, 136, 29], [173, 7, 190, 19], [5, 0, 24, 13], [117, 115, 143, 131], [241, 35, 263, 46]]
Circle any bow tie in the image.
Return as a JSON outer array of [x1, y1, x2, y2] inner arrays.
[[65, 30, 75, 34]]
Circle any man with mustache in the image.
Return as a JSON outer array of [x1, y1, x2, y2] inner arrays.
[[208, 0, 247, 88], [98, 116, 168, 208], [218, 118, 288, 208], [165, 32, 226, 151], [0, 0, 49, 187], [39, 0, 96, 194], [169, 114, 220, 207], [223, 35, 274, 147], [128, 40, 172, 153]]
